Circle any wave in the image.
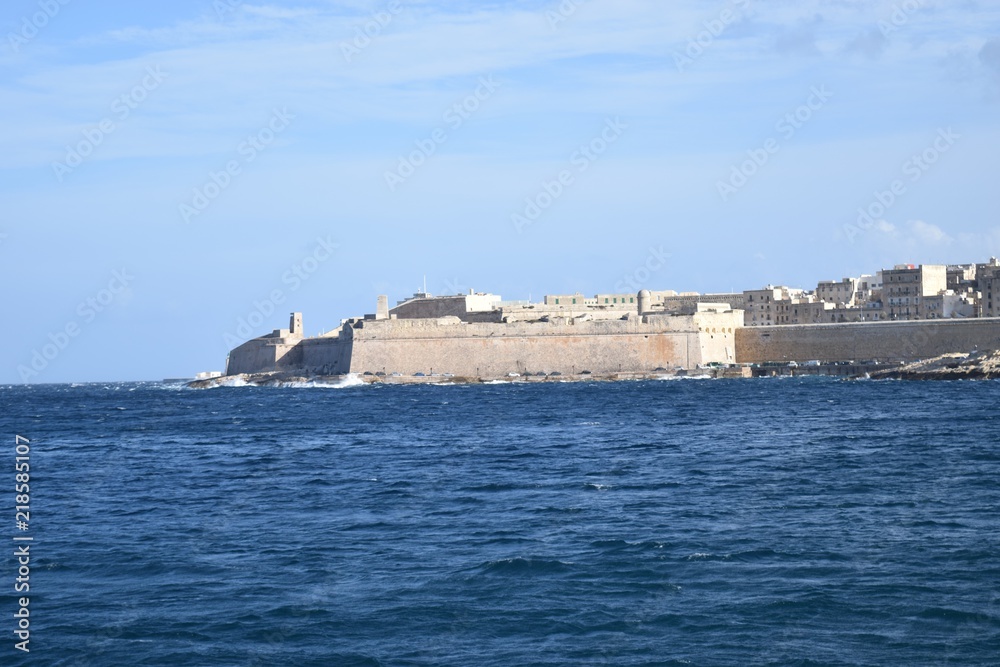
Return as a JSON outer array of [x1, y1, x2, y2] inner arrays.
[[185, 374, 370, 390], [281, 374, 366, 389], [477, 557, 575, 575], [213, 376, 253, 388], [685, 552, 732, 561]]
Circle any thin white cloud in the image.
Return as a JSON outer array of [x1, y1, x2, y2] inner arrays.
[[909, 219, 953, 246], [875, 220, 896, 235], [241, 5, 321, 20]]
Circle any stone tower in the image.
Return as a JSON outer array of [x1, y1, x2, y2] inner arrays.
[[638, 289, 651, 315], [290, 312, 303, 337]]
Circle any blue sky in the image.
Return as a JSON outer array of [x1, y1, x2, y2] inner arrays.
[[2, 0, 999, 382]]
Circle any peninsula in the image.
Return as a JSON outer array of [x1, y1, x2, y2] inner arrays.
[[194, 258, 1000, 386]]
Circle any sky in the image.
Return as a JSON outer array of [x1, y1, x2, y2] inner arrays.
[[2, 0, 999, 383]]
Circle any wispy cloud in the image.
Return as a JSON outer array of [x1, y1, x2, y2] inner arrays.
[[910, 219, 952, 246], [981, 37, 1000, 85]]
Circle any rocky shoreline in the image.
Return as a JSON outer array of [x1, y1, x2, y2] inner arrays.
[[185, 352, 1000, 387], [185, 367, 754, 389], [869, 350, 1000, 381]]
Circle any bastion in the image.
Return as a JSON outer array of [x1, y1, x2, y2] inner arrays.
[[224, 292, 741, 379]]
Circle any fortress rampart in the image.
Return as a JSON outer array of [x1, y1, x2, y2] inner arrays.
[[226, 305, 742, 378], [346, 312, 739, 376], [736, 318, 1000, 363]]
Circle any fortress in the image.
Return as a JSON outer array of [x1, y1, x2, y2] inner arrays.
[[223, 281, 1000, 381], [225, 290, 742, 379]]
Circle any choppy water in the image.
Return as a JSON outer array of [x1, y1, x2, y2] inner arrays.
[[2, 378, 999, 666]]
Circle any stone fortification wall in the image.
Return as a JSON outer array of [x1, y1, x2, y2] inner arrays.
[[736, 318, 1000, 363], [226, 337, 303, 375], [655, 293, 745, 315], [346, 312, 740, 376], [390, 294, 501, 321], [224, 308, 743, 377], [228, 333, 353, 376], [299, 335, 353, 374], [390, 296, 471, 320]]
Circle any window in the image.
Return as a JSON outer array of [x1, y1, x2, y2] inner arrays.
[[630, 298, 634, 303], [605, 298, 609, 304], [555, 299, 560, 305], [572, 298, 576, 304]]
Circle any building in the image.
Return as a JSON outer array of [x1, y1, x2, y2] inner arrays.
[[816, 277, 859, 307], [655, 291, 745, 315], [881, 264, 947, 320], [923, 291, 977, 319], [744, 286, 800, 326], [977, 257, 1000, 317], [948, 264, 977, 292], [391, 290, 502, 321]]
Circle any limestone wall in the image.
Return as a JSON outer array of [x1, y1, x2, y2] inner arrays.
[[300, 335, 353, 375], [348, 323, 686, 376], [345, 313, 740, 376], [226, 337, 303, 374], [736, 318, 1000, 363], [390, 296, 471, 320], [224, 308, 743, 377]]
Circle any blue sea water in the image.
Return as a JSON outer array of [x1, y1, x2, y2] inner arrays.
[[1, 377, 999, 666]]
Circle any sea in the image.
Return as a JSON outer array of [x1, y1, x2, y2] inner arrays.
[[1, 377, 999, 666]]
